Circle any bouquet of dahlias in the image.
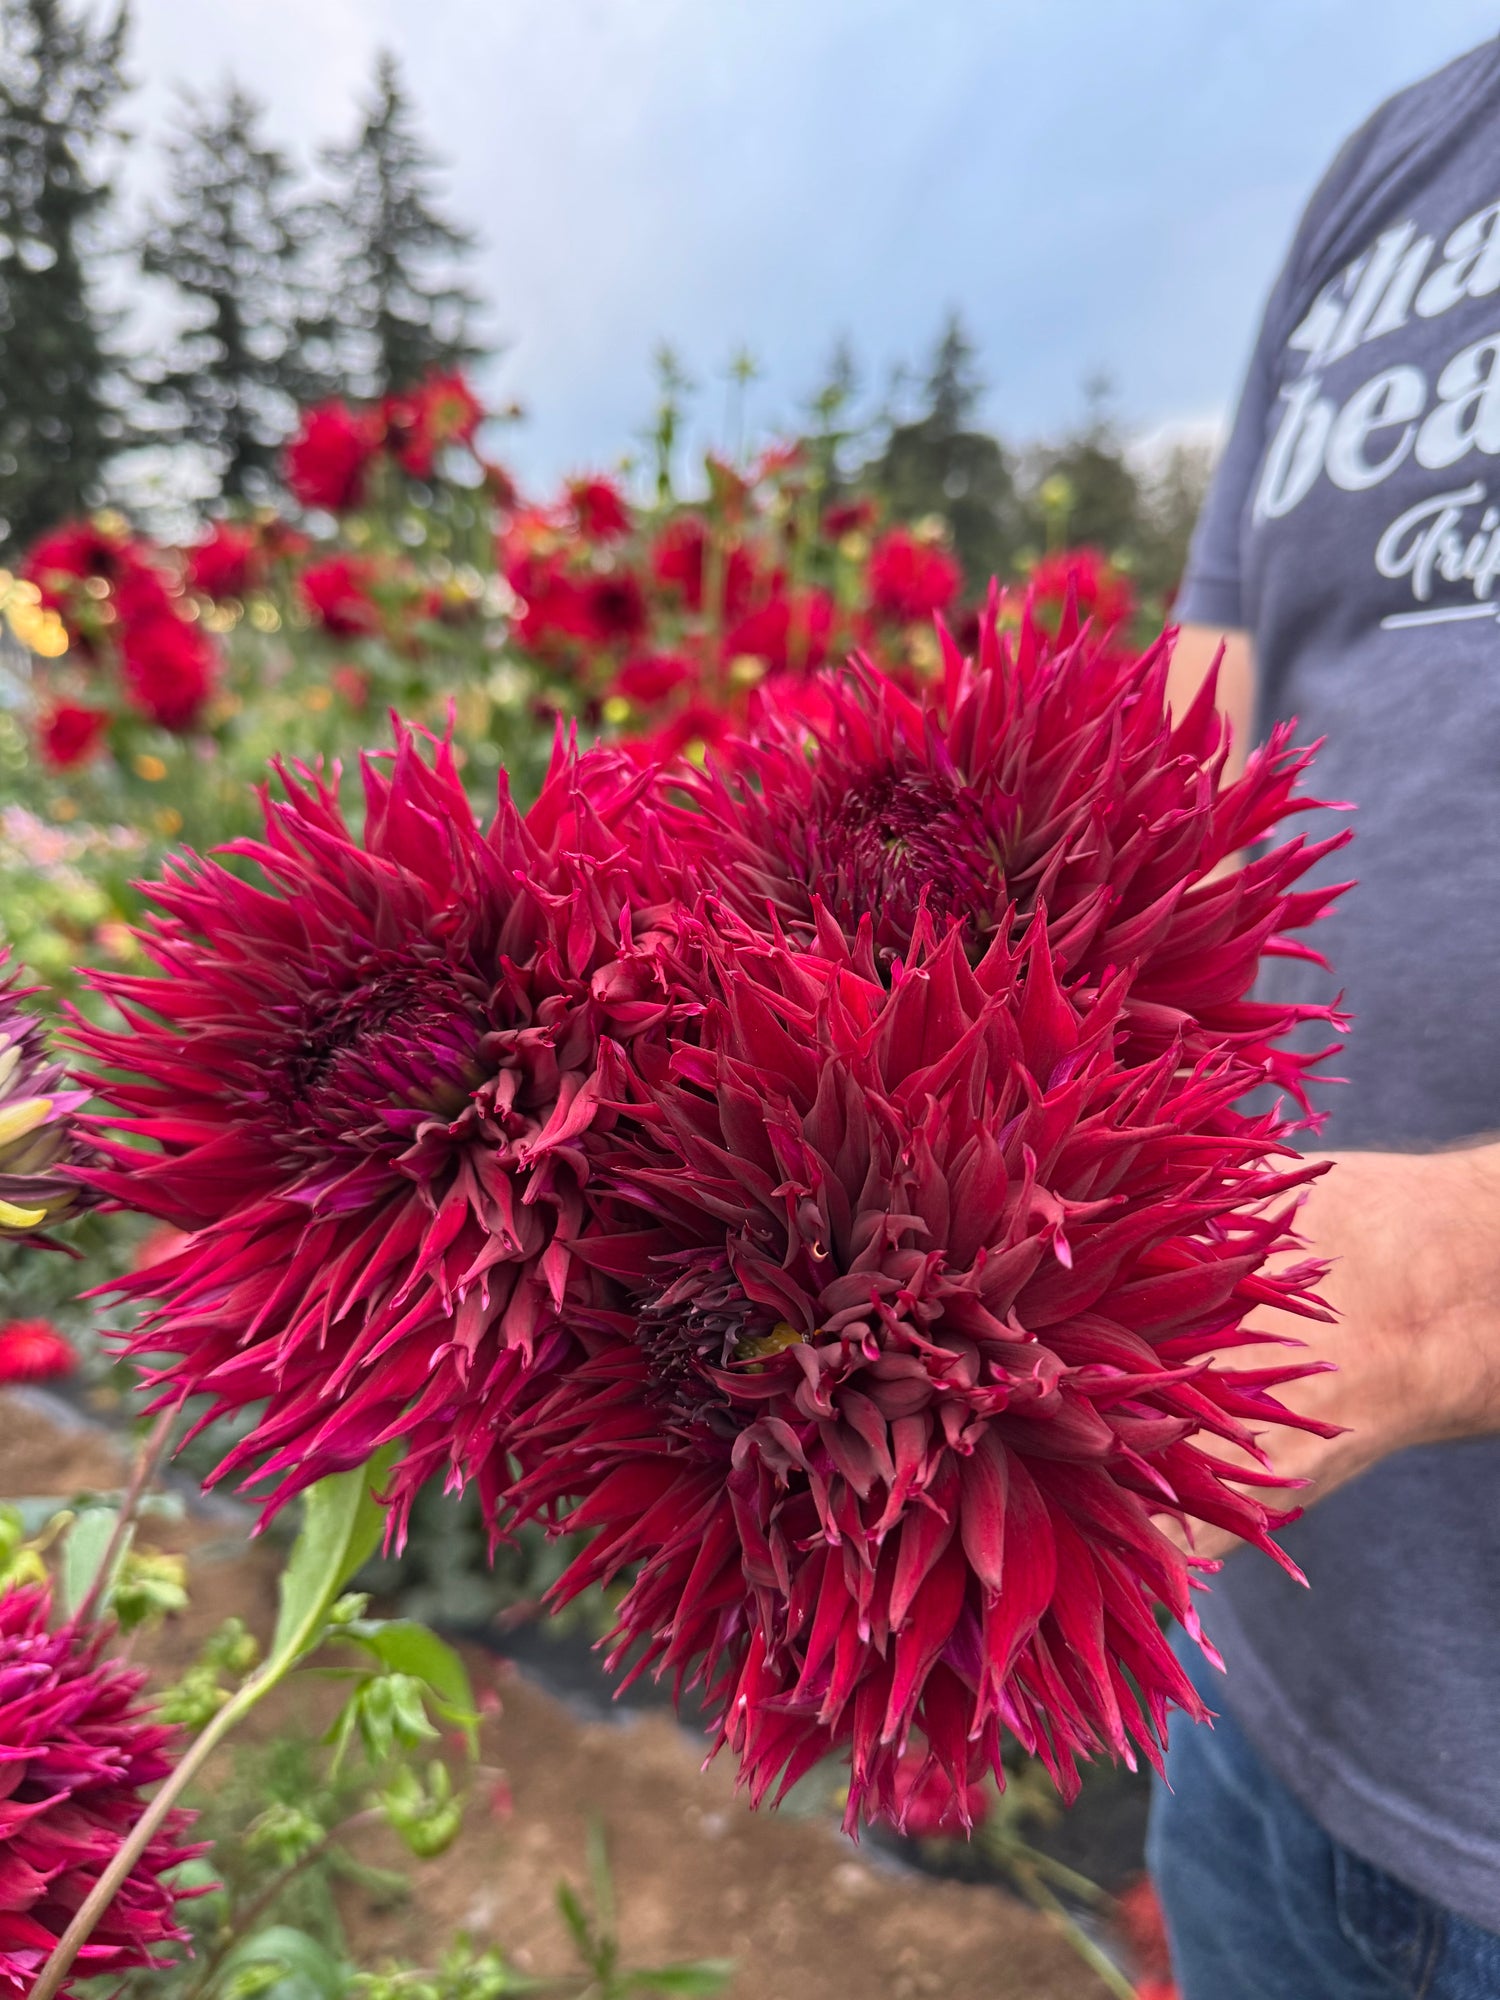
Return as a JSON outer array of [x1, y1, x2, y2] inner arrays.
[[77, 587, 1348, 1832]]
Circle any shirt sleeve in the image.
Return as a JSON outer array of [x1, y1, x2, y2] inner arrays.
[[1173, 319, 1280, 633]]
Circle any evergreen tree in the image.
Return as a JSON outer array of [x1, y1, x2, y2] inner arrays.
[[315, 51, 486, 398], [137, 84, 319, 500], [0, 0, 127, 554], [1020, 375, 1143, 560], [863, 314, 1020, 590]]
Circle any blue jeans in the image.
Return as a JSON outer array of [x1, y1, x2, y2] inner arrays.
[[1147, 1644, 1500, 1999]]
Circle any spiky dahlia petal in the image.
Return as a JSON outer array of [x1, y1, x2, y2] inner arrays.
[[74, 726, 689, 1532], [497, 916, 1335, 1829], [0, 1585, 199, 1996]]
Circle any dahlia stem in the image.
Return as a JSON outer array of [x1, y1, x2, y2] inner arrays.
[[1013, 1862, 1138, 2000], [35, 1456, 386, 2000], [32, 1670, 256, 2000], [72, 1401, 178, 1630]]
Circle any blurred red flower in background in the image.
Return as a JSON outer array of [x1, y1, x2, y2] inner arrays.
[[119, 615, 217, 731], [1029, 546, 1136, 631], [38, 702, 109, 770], [866, 527, 963, 624], [299, 555, 382, 638], [383, 371, 485, 479], [285, 400, 383, 512], [0, 1318, 76, 1385], [567, 476, 633, 541], [186, 521, 264, 601]]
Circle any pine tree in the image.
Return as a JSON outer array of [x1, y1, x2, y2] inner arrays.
[[1021, 374, 1143, 559], [315, 51, 486, 398], [0, 0, 127, 554], [863, 315, 1020, 590], [137, 84, 320, 501]]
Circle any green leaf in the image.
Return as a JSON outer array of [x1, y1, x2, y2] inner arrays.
[[338, 1619, 479, 1750], [555, 1878, 596, 1961], [216, 1923, 349, 2000], [622, 1964, 736, 1997], [61, 1505, 130, 1619], [266, 1447, 398, 1677]]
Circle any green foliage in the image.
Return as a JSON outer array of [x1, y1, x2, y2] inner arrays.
[[861, 313, 1022, 590], [0, 0, 128, 553]]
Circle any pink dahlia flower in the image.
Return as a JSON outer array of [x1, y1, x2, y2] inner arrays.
[[76, 728, 686, 1531], [500, 919, 1336, 1828], [0, 1585, 198, 1995], [665, 598, 1348, 1097]]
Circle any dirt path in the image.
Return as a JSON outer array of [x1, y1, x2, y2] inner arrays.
[[0, 1389, 1110, 1999]]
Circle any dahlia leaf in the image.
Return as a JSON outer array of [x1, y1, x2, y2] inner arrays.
[[267, 1446, 396, 1675], [60, 1505, 132, 1621], [335, 1618, 479, 1752]]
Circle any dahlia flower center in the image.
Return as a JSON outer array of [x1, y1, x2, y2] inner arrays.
[[818, 766, 1012, 934], [635, 1258, 803, 1451], [275, 960, 483, 1149]]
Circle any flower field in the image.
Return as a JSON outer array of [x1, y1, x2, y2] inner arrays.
[[0, 348, 1337, 2000]]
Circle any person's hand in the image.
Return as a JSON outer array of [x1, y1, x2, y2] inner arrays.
[[1177, 1142, 1500, 1561]]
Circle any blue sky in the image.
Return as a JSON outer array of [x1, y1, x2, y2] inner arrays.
[[126, 1, 1500, 486]]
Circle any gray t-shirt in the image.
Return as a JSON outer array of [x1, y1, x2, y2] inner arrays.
[[1177, 35, 1500, 1934]]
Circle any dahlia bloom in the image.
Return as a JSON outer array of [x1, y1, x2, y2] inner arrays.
[[0, 1319, 75, 1386], [612, 653, 696, 708], [22, 522, 172, 657], [1028, 547, 1135, 633], [0, 1584, 197, 1995], [37, 703, 109, 771], [665, 600, 1348, 1094], [285, 400, 382, 512], [567, 476, 633, 541], [76, 728, 687, 1530], [0, 956, 91, 1242], [383, 371, 485, 480], [502, 920, 1335, 1828], [299, 555, 382, 639], [866, 528, 962, 624], [118, 614, 218, 731], [186, 520, 264, 601]]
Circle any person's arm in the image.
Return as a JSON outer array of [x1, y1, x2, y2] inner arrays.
[[1167, 622, 1255, 783], [1161, 627, 1500, 1549], [1191, 1142, 1500, 1559]]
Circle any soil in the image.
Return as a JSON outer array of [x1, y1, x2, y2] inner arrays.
[[0, 1388, 1115, 1999]]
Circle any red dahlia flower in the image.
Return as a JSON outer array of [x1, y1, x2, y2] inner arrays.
[[867, 528, 962, 624], [38, 704, 109, 771], [299, 555, 382, 639], [0, 1319, 75, 1385], [883, 1747, 992, 1837], [383, 371, 485, 480], [23, 523, 172, 654], [567, 476, 633, 541], [666, 600, 1348, 1094], [76, 729, 687, 1531], [650, 518, 756, 620], [1028, 547, 1135, 633], [612, 653, 696, 708], [118, 614, 217, 731], [0, 1585, 198, 1995], [584, 571, 649, 645], [285, 400, 382, 512], [501, 920, 1335, 1828], [186, 520, 264, 601]]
